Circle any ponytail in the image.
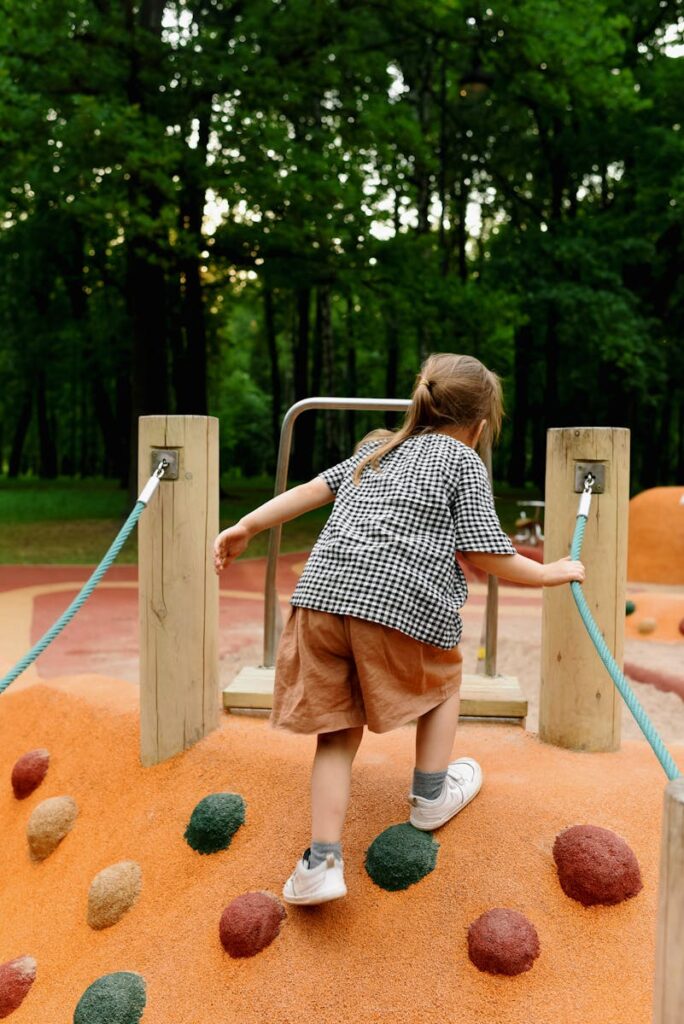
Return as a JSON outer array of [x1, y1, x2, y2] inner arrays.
[[352, 354, 503, 485]]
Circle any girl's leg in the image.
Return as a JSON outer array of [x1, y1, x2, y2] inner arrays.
[[415, 689, 461, 772], [310, 725, 364, 843], [410, 690, 481, 829]]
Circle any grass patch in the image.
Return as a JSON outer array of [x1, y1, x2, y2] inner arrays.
[[0, 476, 535, 564]]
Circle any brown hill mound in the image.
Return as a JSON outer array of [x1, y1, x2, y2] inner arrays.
[[628, 487, 684, 584]]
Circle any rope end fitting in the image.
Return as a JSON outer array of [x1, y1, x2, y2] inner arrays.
[[138, 458, 169, 506], [577, 472, 595, 518]]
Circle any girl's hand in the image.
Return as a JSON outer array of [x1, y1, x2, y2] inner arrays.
[[540, 556, 585, 586], [213, 523, 252, 574]]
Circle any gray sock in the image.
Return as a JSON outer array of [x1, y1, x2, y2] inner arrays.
[[412, 768, 447, 801], [307, 841, 342, 869]]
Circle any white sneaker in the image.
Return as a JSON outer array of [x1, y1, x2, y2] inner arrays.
[[282, 851, 347, 906], [408, 758, 483, 831]]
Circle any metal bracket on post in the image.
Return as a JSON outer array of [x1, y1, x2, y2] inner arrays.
[[150, 448, 180, 480], [574, 461, 606, 493]]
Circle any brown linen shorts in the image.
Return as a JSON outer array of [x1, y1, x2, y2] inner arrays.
[[270, 607, 463, 735]]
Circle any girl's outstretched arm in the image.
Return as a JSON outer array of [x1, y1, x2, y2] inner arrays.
[[214, 477, 334, 573], [461, 551, 585, 587]]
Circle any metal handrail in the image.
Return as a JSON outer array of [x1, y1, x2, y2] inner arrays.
[[261, 396, 499, 675]]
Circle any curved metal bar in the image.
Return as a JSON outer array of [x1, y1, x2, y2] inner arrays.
[[262, 396, 499, 674]]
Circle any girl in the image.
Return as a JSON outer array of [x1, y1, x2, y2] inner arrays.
[[214, 353, 584, 906]]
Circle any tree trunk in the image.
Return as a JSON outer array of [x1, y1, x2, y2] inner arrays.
[[263, 285, 281, 461], [319, 285, 339, 464], [384, 315, 400, 429], [115, 370, 131, 488], [178, 255, 208, 413], [531, 408, 546, 490], [8, 391, 33, 478], [63, 217, 123, 477], [346, 298, 357, 451], [508, 323, 532, 486], [290, 287, 312, 480], [456, 182, 468, 283], [126, 246, 169, 491], [545, 303, 560, 423], [36, 371, 58, 478], [437, 55, 448, 276], [169, 270, 186, 408], [178, 101, 211, 414], [656, 400, 673, 485], [308, 288, 324, 470], [124, 0, 169, 494]]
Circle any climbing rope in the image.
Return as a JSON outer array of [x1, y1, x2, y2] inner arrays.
[[0, 461, 168, 696], [571, 474, 681, 781]]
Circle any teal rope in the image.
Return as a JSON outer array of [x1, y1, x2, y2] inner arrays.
[[0, 501, 146, 695], [570, 512, 681, 781]]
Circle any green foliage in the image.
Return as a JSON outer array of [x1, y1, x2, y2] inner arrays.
[[0, 0, 681, 493]]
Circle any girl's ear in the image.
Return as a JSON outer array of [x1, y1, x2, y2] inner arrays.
[[474, 419, 487, 446]]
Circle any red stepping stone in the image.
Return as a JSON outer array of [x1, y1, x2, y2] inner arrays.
[[468, 908, 540, 976], [553, 824, 643, 906], [219, 892, 286, 958], [11, 750, 49, 800], [0, 956, 36, 1018]]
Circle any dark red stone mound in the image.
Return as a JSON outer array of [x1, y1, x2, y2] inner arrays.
[[0, 956, 37, 1017], [11, 749, 50, 799], [219, 892, 286, 959], [553, 824, 643, 906], [468, 908, 540, 976]]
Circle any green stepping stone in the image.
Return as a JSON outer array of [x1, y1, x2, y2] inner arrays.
[[365, 823, 439, 891], [184, 793, 245, 854], [73, 971, 146, 1024]]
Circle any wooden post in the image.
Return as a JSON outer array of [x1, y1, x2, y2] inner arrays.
[[654, 778, 684, 1023], [138, 415, 219, 766], [539, 427, 629, 751]]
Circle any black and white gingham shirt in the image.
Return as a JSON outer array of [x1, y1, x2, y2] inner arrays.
[[290, 433, 516, 649]]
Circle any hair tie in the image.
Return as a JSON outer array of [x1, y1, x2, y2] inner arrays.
[[418, 376, 432, 391]]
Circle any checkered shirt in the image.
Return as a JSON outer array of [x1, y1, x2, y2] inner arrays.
[[290, 433, 516, 648]]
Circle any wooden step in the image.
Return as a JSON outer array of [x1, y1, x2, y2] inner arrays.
[[222, 666, 527, 722]]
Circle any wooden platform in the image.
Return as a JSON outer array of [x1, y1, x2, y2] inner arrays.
[[222, 666, 527, 722]]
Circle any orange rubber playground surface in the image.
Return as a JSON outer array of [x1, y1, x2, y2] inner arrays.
[[0, 551, 682, 1022]]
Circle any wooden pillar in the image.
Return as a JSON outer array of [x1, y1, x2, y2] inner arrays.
[[539, 427, 629, 751], [138, 415, 219, 766], [654, 778, 684, 1023]]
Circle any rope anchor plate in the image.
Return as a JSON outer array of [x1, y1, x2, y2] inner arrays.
[[150, 449, 179, 480], [573, 461, 606, 493]]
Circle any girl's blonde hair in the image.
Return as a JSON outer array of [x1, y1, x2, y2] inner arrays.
[[352, 353, 504, 484]]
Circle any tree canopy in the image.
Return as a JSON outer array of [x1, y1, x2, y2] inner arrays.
[[0, 0, 682, 490]]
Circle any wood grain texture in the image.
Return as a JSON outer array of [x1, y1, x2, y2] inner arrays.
[[539, 427, 629, 751], [653, 778, 684, 1023], [223, 667, 527, 720], [138, 416, 219, 766]]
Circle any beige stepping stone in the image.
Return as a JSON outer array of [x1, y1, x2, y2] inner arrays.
[[87, 861, 142, 930], [26, 796, 78, 861]]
